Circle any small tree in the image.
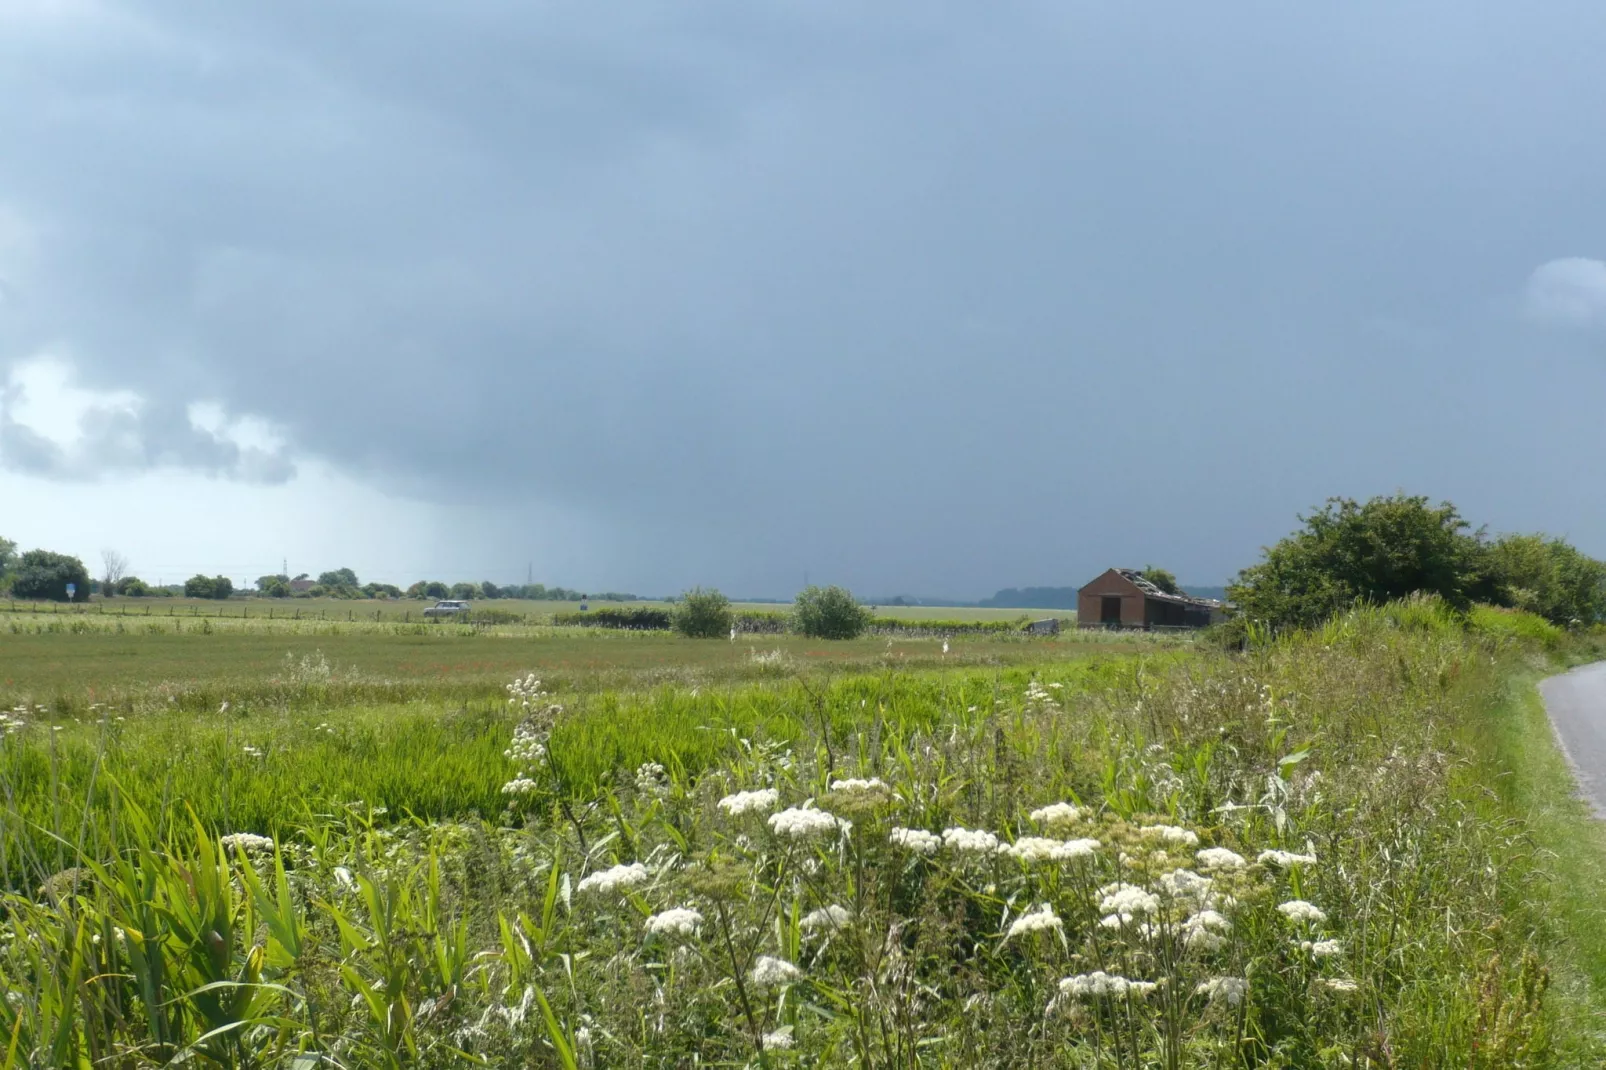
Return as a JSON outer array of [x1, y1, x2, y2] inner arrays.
[[101, 549, 130, 598], [117, 577, 150, 597], [673, 587, 733, 638], [319, 567, 360, 589], [793, 584, 872, 640], [0, 536, 16, 575], [12, 550, 91, 602], [1141, 565, 1180, 596]]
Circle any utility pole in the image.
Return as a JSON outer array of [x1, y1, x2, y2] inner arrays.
[[527, 561, 533, 586]]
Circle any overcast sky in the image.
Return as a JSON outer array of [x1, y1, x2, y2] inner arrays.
[[4, 1, 1606, 598]]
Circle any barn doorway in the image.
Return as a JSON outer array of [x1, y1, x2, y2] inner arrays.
[[1100, 596, 1122, 624]]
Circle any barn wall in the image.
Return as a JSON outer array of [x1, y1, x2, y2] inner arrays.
[[1076, 569, 1146, 626]]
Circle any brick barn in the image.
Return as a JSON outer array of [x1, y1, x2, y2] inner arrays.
[[1076, 568, 1226, 629]]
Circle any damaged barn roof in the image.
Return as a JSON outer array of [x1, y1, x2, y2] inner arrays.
[[1113, 569, 1228, 608]]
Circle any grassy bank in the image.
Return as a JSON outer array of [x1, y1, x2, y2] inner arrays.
[[2, 600, 1605, 1066]]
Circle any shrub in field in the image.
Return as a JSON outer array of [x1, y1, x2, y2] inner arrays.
[[793, 583, 871, 639], [673, 586, 733, 638], [552, 607, 671, 629], [11, 549, 91, 602], [183, 574, 234, 599]]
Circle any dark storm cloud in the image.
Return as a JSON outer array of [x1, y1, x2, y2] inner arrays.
[[5, 1, 1606, 594]]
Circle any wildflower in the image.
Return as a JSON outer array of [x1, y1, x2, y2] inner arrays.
[[801, 904, 851, 933], [889, 827, 942, 854], [749, 955, 803, 987], [1003, 836, 1100, 862], [1277, 900, 1328, 925], [719, 788, 780, 816], [1157, 868, 1215, 906], [219, 832, 275, 854], [501, 778, 539, 796], [1057, 972, 1158, 999], [1006, 903, 1063, 939], [762, 1027, 795, 1051], [1028, 802, 1082, 828], [333, 866, 357, 891], [1195, 976, 1248, 1006], [1098, 883, 1160, 916], [1138, 824, 1199, 847], [1196, 847, 1247, 870], [241, 744, 263, 758], [942, 827, 1001, 854], [828, 777, 891, 796], [1183, 910, 1231, 951], [1258, 849, 1317, 868], [770, 806, 850, 839], [634, 762, 669, 796], [1303, 939, 1344, 958], [1319, 978, 1359, 994], [577, 863, 650, 896], [645, 907, 703, 938]]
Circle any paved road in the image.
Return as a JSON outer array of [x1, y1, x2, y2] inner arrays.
[[1541, 662, 1606, 817]]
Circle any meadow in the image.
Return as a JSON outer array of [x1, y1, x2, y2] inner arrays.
[[1, 601, 1605, 1067]]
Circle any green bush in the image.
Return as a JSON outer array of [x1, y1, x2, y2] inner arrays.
[[552, 607, 672, 630], [793, 584, 871, 639], [183, 574, 234, 600], [673, 587, 733, 638], [10, 550, 90, 602]]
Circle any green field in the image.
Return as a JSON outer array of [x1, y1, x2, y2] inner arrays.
[[4, 594, 1077, 625], [3, 603, 1605, 1066]]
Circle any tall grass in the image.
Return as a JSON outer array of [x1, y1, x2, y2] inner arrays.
[[0, 600, 1599, 1066]]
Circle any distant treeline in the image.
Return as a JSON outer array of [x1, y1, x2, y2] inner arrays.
[[550, 607, 1036, 636]]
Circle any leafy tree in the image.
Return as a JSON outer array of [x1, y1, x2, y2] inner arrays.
[[1141, 565, 1181, 596], [363, 582, 402, 599], [318, 568, 360, 589], [793, 584, 872, 640], [407, 581, 450, 599], [1487, 534, 1606, 626], [0, 536, 16, 575], [1229, 494, 1489, 632], [256, 574, 290, 592], [481, 581, 502, 599], [12, 550, 91, 602], [117, 577, 151, 597], [450, 582, 482, 600], [673, 587, 733, 638], [184, 574, 234, 599]]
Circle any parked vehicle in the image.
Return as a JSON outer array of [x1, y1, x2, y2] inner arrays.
[[423, 599, 470, 619]]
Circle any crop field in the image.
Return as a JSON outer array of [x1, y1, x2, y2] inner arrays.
[[2, 602, 1606, 1067], [4, 596, 1077, 626]]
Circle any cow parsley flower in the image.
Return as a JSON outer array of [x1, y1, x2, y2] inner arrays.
[[749, 955, 803, 987], [1195, 976, 1248, 1006], [1302, 939, 1343, 958], [719, 789, 780, 816], [942, 827, 1001, 854], [1098, 883, 1160, 916], [219, 833, 274, 854], [1057, 972, 1157, 999], [1319, 978, 1359, 994], [645, 907, 703, 937], [1003, 836, 1100, 862], [769, 806, 850, 839], [1196, 847, 1247, 871], [1139, 824, 1199, 847], [333, 866, 357, 891], [1157, 868, 1216, 907], [889, 827, 942, 854], [634, 762, 669, 796], [1277, 899, 1327, 924], [1006, 903, 1063, 939], [1258, 849, 1317, 868], [829, 777, 890, 796], [1029, 802, 1082, 828], [577, 863, 649, 896], [762, 1027, 795, 1051], [802, 904, 851, 933], [501, 778, 539, 796], [1183, 910, 1231, 951]]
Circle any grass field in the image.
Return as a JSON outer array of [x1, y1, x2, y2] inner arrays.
[[4, 595, 1078, 625], [3, 601, 1606, 1067]]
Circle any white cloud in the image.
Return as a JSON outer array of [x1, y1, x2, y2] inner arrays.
[[1523, 257, 1606, 327]]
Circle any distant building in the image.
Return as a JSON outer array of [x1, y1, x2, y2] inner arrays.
[[1077, 569, 1228, 629], [289, 578, 317, 593]]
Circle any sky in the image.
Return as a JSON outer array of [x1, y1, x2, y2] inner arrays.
[[4, 1, 1606, 599]]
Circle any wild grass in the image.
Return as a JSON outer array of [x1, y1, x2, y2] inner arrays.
[[0, 600, 1601, 1066]]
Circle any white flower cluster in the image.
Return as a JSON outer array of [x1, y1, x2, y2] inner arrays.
[[501, 778, 538, 796], [634, 762, 669, 797], [802, 904, 851, 933], [645, 907, 703, 937], [219, 832, 275, 854], [1028, 802, 1082, 828], [762, 1028, 794, 1051], [1139, 824, 1199, 847], [1002, 836, 1100, 863], [1024, 680, 1062, 713], [1006, 903, 1063, 939], [828, 777, 892, 797], [1320, 978, 1359, 993], [718, 788, 780, 816], [577, 863, 649, 896], [1157, 868, 1216, 907], [1099, 882, 1160, 917], [942, 827, 1001, 854], [505, 722, 547, 767], [1196, 847, 1247, 870], [749, 955, 803, 987], [1058, 972, 1157, 999], [1195, 976, 1248, 1006], [1258, 849, 1317, 868], [769, 807, 850, 839], [505, 672, 547, 711], [1277, 899, 1327, 924], [1182, 910, 1231, 952], [888, 827, 942, 855], [1300, 939, 1343, 958]]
